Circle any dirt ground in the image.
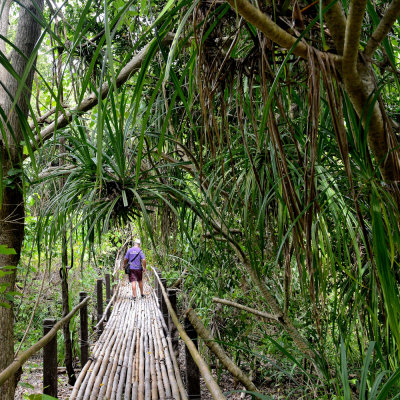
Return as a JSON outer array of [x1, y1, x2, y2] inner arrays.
[[14, 357, 75, 399]]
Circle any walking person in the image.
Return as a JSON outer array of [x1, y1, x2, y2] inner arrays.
[[123, 238, 146, 300]]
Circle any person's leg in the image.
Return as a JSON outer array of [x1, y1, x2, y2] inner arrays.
[[138, 279, 144, 297], [131, 280, 137, 298]]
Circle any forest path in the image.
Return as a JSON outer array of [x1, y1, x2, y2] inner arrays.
[[70, 280, 183, 400]]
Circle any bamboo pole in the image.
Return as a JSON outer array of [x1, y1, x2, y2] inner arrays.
[[138, 302, 145, 400], [144, 304, 151, 400], [88, 299, 129, 399], [186, 308, 258, 392], [132, 315, 141, 400], [167, 335, 188, 400], [117, 302, 137, 399], [81, 292, 126, 399], [106, 294, 133, 398], [0, 296, 89, 387], [90, 308, 126, 398], [110, 299, 135, 400], [111, 298, 131, 397], [151, 305, 172, 399], [124, 325, 138, 400], [103, 299, 132, 399], [150, 297, 178, 400], [95, 288, 118, 330], [69, 357, 92, 400], [77, 305, 117, 399], [151, 266, 226, 399], [155, 324, 172, 398], [160, 329, 180, 399], [72, 280, 126, 399], [151, 324, 166, 399], [149, 330, 158, 400], [147, 282, 187, 400]]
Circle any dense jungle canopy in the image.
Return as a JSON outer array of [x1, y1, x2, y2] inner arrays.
[[1, 0, 400, 398]]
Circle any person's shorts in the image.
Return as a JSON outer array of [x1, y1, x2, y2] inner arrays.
[[128, 269, 143, 282]]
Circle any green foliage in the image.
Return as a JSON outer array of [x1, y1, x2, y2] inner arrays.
[[24, 394, 58, 400], [3, 0, 400, 397]]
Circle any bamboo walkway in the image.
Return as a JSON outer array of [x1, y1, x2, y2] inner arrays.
[[70, 281, 185, 400]]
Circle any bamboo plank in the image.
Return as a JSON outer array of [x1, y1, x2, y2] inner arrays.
[[117, 303, 138, 399], [109, 300, 135, 400], [124, 327, 138, 400], [89, 296, 131, 399], [72, 279, 187, 400]]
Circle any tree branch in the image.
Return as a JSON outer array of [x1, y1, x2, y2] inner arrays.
[[225, 0, 308, 58], [322, 0, 346, 55], [212, 297, 281, 321], [343, 0, 367, 74], [30, 34, 174, 151], [29, 104, 68, 130], [364, 0, 400, 57]]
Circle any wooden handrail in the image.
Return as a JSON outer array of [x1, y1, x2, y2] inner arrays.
[[150, 266, 226, 400], [0, 296, 90, 386]]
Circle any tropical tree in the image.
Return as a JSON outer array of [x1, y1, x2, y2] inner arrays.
[[2, 0, 400, 398], [0, 0, 43, 397]]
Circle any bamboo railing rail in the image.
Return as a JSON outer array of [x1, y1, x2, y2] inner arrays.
[[94, 285, 119, 330], [0, 296, 90, 386], [151, 266, 226, 400]]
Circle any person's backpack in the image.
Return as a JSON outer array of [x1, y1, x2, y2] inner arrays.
[[124, 250, 141, 274]]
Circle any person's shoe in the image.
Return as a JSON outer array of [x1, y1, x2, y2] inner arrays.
[[132, 296, 136, 301], [141, 294, 146, 299]]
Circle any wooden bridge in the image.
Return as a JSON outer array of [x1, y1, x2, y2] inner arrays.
[[1, 265, 255, 400], [70, 281, 186, 400]]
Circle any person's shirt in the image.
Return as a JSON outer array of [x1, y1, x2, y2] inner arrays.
[[124, 245, 145, 269]]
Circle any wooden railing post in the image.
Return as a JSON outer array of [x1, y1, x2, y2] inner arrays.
[[153, 267, 161, 304], [96, 279, 104, 336], [43, 318, 57, 398], [167, 288, 179, 355], [79, 292, 89, 367], [105, 273, 111, 320], [160, 277, 168, 324], [184, 316, 201, 399]]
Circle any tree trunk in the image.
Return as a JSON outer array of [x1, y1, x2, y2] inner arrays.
[[60, 136, 76, 385], [61, 236, 76, 385], [0, 180, 24, 399], [0, 0, 43, 397]]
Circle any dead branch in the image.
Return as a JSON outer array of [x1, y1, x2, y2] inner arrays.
[[212, 297, 281, 321], [29, 33, 175, 153], [186, 308, 258, 392]]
